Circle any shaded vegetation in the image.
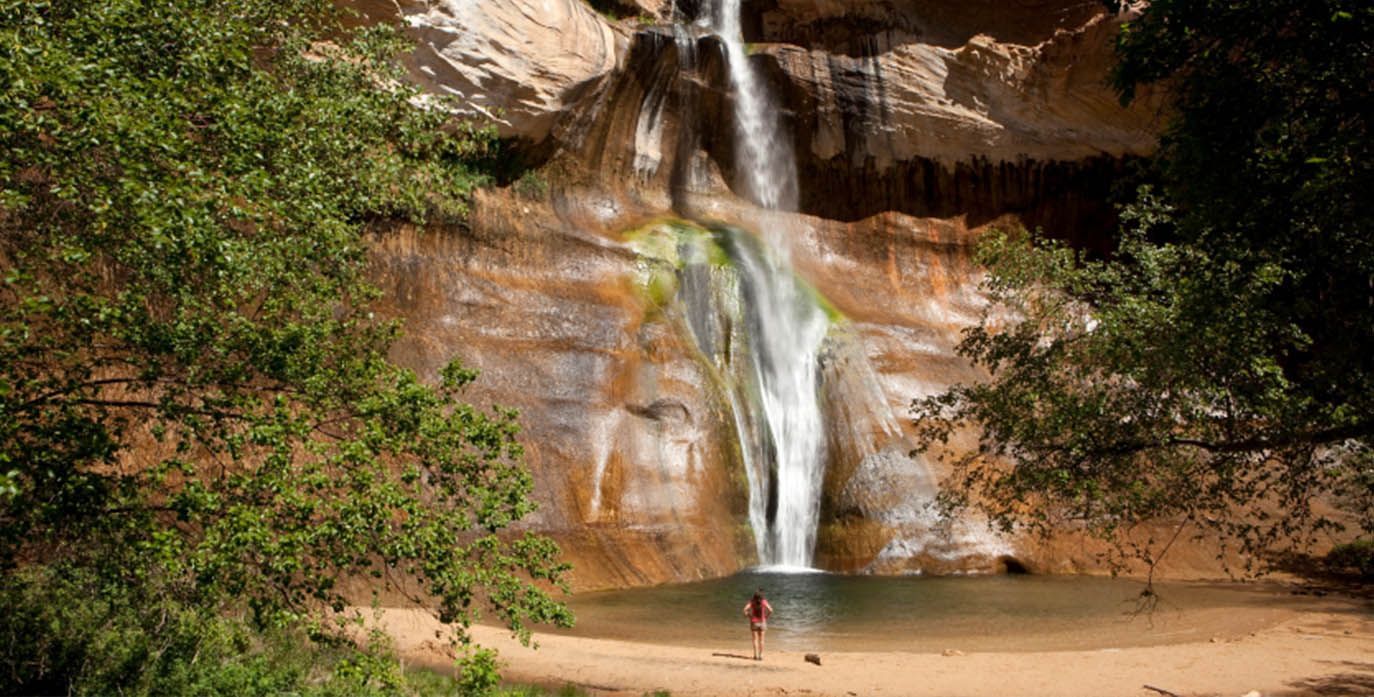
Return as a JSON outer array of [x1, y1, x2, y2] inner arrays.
[[1325, 540, 1374, 580], [917, 0, 1373, 573], [0, 0, 571, 693], [581, 0, 644, 22]]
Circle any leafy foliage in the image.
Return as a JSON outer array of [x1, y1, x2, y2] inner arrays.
[[0, 0, 570, 692], [1324, 539, 1374, 579], [916, 1, 1373, 571], [2, 565, 422, 696], [581, 0, 640, 22]]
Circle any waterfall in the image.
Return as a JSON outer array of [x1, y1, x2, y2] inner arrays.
[[710, 0, 824, 569], [712, 0, 798, 213], [646, 220, 830, 569], [725, 234, 829, 569], [624, 2, 1011, 574]]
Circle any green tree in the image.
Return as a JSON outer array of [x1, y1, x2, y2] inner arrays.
[[915, 1, 1373, 573], [0, 0, 570, 693]]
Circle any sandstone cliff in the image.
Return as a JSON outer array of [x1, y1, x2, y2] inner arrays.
[[341, 0, 622, 141], [350, 0, 1183, 588], [545, 0, 1162, 240]]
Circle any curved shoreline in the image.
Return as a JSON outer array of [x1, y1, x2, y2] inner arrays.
[[538, 576, 1318, 655], [376, 595, 1372, 697]]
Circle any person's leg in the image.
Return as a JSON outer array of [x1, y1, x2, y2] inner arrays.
[[758, 628, 765, 660], [751, 628, 762, 659]]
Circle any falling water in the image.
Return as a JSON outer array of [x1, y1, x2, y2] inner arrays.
[[725, 234, 829, 568], [707, 0, 826, 569], [713, 0, 798, 213], [626, 3, 1009, 573]]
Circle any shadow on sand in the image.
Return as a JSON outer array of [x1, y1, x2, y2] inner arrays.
[[1281, 660, 1374, 696], [711, 652, 755, 661]]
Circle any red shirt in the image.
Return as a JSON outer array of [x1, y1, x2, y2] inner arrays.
[[744, 598, 773, 622]]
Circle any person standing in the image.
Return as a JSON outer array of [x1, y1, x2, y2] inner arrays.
[[743, 588, 773, 660]]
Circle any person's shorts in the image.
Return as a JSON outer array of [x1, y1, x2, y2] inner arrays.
[[750, 620, 766, 631]]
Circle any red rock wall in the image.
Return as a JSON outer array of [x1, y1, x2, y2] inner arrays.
[[367, 196, 755, 591]]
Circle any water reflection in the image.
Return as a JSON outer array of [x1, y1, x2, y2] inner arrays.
[[554, 571, 1305, 653]]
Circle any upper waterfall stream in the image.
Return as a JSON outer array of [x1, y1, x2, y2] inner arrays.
[[712, 0, 798, 212]]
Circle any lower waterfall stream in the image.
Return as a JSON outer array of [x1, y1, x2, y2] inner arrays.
[[704, 226, 829, 569], [630, 218, 1010, 574]]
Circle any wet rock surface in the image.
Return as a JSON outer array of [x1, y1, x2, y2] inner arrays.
[[346, 1, 1215, 586], [366, 178, 1021, 586], [368, 194, 754, 590]]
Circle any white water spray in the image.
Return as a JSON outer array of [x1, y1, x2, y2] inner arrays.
[[729, 236, 829, 568], [707, 0, 826, 568], [713, 0, 798, 213]]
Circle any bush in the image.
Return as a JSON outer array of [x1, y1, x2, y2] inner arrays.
[[513, 170, 550, 199], [0, 0, 571, 693], [0, 565, 415, 696], [1325, 540, 1374, 579]]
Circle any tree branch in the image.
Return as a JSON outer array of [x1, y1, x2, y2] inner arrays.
[[16, 377, 144, 411], [1045, 423, 1372, 460]]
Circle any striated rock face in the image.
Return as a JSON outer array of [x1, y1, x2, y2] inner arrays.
[[766, 12, 1159, 166], [540, 2, 1162, 243], [368, 192, 755, 591], [349, 1, 1198, 586], [341, 0, 622, 141], [767, 8, 1162, 228], [334, 0, 1163, 235], [365, 177, 1239, 583]]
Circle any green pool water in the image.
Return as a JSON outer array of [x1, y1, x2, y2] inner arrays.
[[551, 571, 1314, 653]]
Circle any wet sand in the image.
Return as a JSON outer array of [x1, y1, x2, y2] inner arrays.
[[375, 589, 1374, 697]]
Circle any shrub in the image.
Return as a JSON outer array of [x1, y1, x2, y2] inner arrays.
[[1325, 540, 1374, 578], [0, 0, 571, 692]]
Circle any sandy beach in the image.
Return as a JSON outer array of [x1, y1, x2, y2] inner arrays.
[[377, 592, 1374, 697]]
